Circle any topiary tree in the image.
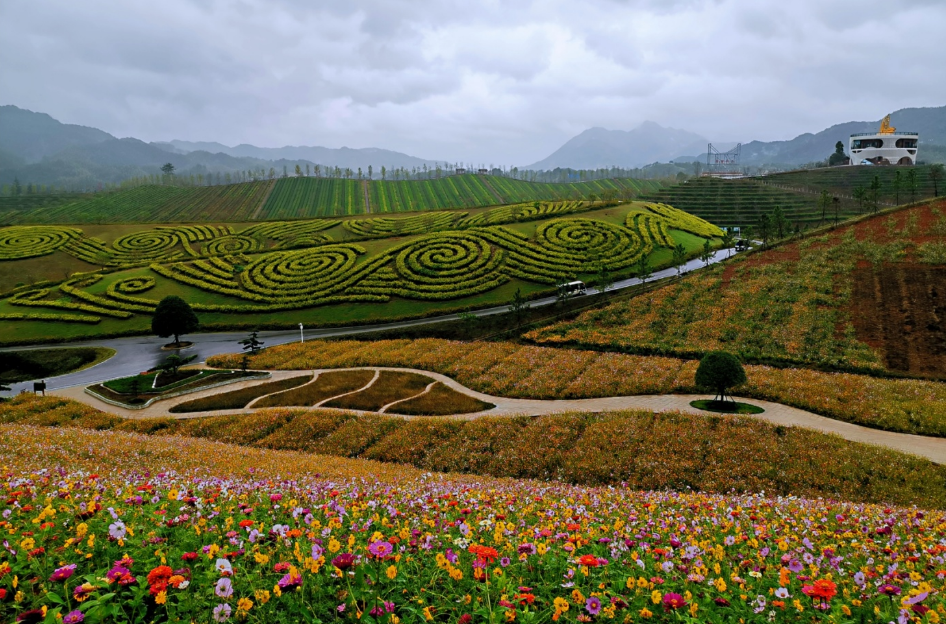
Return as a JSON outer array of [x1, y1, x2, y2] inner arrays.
[[152, 296, 199, 347], [695, 351, 747, 404]]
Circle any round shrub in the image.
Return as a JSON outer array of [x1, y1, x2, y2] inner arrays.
[[694, 351, 747, 402]]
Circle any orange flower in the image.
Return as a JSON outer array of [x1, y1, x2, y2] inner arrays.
[[147, 565, 173, 586], [468, 545, 499, 563], [802, 579, 837, 601], [578, 555, 600, 568]]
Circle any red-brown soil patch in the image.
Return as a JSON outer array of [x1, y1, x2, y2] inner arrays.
[[849, 264, 946, 377]]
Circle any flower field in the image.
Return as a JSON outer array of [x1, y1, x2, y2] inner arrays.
[[2, 422, 946, 623], [528, 199, 946, 376], [207, 338, 946, 437], [4, 392, 946, 507]]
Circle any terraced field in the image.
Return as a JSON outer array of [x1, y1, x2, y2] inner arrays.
[[640, 177, 858, 227], [0, 175, 664, 224], [640, 165, 942, 228], [760, 164, 942, 203]]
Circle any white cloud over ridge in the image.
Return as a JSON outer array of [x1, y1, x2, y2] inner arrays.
[[1, 0, 944, 165]]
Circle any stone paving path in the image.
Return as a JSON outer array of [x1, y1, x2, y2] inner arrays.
[[52, 366, 946, 464]]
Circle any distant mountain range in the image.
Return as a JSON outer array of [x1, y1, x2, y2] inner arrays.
[[0, 105, 440, 188], [2, 103, 944, 190], [527, 105, 946, 169]]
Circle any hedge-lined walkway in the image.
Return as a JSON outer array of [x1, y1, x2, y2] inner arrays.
[[52, 365, 946, 464]]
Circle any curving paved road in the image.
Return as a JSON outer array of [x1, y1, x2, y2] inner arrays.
[[53, 365, 946, 465], [1, 249, 735, 395]]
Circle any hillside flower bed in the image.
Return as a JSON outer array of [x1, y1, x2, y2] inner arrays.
[[207, 338, 946, 437], [3, 395, 946, 508], [1, 423, 945, 624]]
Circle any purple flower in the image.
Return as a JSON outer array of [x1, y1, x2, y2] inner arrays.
[[368, 541, 394, 558], [500, 557, 511, 567], [278, 570, 303, 590], [586, 596, 602, 616], [213, 603, 232, 622], [775, 587, 790, 599], [108, 521, 126, 540], [215, 577, 233, 599], [63, 611, 84, 624], [50, 564, 77, 582], [312, 543, 324, 559], [879, 584, 902, 597], [518, 543, 536, 556], [787, 559, 804, 573]]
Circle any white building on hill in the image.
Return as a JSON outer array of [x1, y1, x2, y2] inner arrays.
[[849, 115, 918, 166]]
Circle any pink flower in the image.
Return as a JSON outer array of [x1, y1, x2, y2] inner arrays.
[[50, 564, 77, 582]]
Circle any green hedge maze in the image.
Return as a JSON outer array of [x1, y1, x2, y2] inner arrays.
[[0, 203, 721, 323]]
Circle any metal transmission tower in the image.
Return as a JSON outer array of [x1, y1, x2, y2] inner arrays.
[[704, 143, 743, 178]]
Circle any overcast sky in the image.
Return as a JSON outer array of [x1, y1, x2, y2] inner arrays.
[[2, 0, 944, 165]]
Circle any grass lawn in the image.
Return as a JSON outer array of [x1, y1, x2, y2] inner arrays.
[[101, 369, 229, 394], [690, 399, 765, 415], [0, 346, 115, 383]]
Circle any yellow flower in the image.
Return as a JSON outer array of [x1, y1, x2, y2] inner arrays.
[[254, 589, 271, 605], [505, 609, 516, 622], [841, 605, 852, 616], [626, 577, 635, 590], [76, 523, 88, 538], [237, 597, 253, 612], [387, 565, 398, 580], [328, 538, 341, 553], [651, 590, 662, 605], [273, 584, 282, 598], [537, 543, 548, 555], [423, 607, 434, 621], [254, 552, 270, 565], [639, 607, 653, 618], [155, 591, 167, 605], [553, 598, 570, 612], [449, 568, 463, 581], [637, 576, 649, 589], [19, 537, 34, 550], [689, 602, 698, 617]]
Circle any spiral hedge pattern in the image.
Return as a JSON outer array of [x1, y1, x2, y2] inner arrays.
[[204, 235, 262, 256], [535, 219, 645, 272], [386, 232, 505, 297], [0, 226, 80, 260], [114, 276, 156, 294], [2, 205, 723, 318], [112, 230, 180, 258], [241, 244, 364, 299]]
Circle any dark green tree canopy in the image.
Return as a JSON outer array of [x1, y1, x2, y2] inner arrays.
[[151, 296, 199, 345], [695, 351, 747, 402]]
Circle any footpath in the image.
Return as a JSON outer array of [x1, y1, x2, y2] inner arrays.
[[52, 365, 946, 465]]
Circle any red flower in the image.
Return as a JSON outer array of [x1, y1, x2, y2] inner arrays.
[[181, 552, 198, 561], [578, 554, 600, 567]]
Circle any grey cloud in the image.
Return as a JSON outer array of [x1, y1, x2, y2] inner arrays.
[[1, 0, 944, 164]]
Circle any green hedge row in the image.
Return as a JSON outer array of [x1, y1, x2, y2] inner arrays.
[[0, 312, 102, 324]]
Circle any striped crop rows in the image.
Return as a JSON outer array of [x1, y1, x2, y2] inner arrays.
[[3, 176, 665, 225], [2, 182, 275, 225]]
